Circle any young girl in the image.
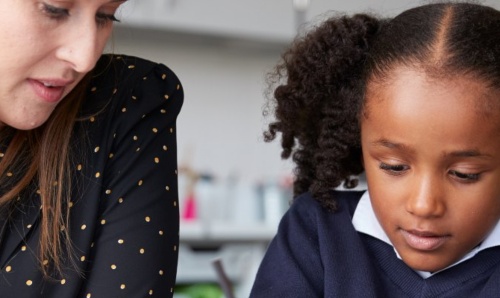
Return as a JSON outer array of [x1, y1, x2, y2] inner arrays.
[[0, 1, 182, 297], [251, 2, 500, 297]]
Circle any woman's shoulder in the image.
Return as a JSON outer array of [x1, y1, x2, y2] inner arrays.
[[93, 54, 180, 81], [81, 54, 183, 118], [90, 54, 182, 93]]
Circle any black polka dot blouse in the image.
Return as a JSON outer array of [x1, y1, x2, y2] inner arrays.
[[0, 55, 183, 297]]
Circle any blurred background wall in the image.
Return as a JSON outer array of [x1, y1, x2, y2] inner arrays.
[[107, 1, 500, 297]]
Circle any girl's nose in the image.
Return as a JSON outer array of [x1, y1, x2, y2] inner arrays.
[[55, 22, 101, 74], [405, 175, 446, 218]]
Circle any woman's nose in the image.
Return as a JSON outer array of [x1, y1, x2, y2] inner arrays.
[[55, 22, 101, 74], [405, 175, 446, 218]]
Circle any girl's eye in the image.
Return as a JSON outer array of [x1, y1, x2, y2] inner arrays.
[[379, 162, 409, 176], [96, 13, 121, 27], [42, 3, 69, 20], [449, 170, 480, 182]]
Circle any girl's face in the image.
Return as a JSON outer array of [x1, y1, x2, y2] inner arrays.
[[0, 0, 124, 130], [361, 66, 500, 273]]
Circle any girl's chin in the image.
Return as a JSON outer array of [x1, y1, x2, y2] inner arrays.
[[400, 253, 452, 273]]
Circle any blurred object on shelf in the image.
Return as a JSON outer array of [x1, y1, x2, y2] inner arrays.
[[293, 0, 310, 33], [227, 174, 261, 224], [176, 162, 293, 297], [178, 154, 216, 222], [257, 174, 293, 226], [179, 164, 198, 221], [174, 283, 223, 298], [183, 192, 197, 221], [293, 0, 311, 11], [178, 167, 292, 227], [177, 242, 265, 285], [212, 258, 235, 298], [176, 170, 366, 297]]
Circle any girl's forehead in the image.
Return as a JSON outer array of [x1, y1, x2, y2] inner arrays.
[[361, 68, 500, 159], [364, 66, 500, 119]]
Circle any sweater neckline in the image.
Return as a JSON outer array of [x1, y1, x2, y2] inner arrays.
[[352, 190, 500, 278]]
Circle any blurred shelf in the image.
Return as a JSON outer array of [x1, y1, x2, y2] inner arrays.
[[112, 24, 289, 55], [180, 220, 277, 243], [177, 241, 265, 284], [118, 0, 297, 45]]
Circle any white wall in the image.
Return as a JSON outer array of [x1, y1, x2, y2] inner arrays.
[[118, 0, 500, 42], [110, 0, 500, 185], [108, 28, 293, 184]]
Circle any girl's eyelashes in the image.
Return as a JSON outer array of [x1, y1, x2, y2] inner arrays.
[[449, 170, 481, 182], [41, 3, 120, 26], [378, 161, 481, 182], [379, 162, 409, 176]]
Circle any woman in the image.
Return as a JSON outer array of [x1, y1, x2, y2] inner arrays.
[[0, 1, 183, 297]]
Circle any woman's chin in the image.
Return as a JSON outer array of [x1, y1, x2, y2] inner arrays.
[[6, 115, 50, 131]]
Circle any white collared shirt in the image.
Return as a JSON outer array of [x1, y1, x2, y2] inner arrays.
[[352, 190, 500, 278]]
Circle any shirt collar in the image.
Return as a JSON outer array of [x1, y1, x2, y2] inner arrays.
[[352, 190, 500, 279]]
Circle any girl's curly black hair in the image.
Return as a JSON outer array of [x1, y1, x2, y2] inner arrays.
[[264, 2, 500, 210]]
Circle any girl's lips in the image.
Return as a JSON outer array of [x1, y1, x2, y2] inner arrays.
[[29, 79, 68, 104], [400, 229, 450, 251]]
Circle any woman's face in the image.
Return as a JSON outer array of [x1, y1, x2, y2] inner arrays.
[[361, 66, 500, 273], [0, 0, 124, 130]]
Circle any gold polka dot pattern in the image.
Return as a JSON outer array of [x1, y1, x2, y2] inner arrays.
[[0, 54, 182, 297]]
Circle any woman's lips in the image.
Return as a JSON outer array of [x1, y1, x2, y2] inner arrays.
[[29, 79, 68, 103], [400, 229, 450, 251]]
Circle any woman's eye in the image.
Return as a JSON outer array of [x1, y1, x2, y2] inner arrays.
[[379, 162, 409, 176], [42, 3, 69, 20], [449, 170, 480, 182], [96, 13, 120, 27], [41, 3, 120, 27]]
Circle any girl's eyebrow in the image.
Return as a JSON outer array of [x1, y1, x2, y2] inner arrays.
[[444, 150, 492, 159], [370, 139, 413, 153], [371, 139, 493, 159]]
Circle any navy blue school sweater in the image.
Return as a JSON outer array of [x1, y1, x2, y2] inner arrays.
[[250, 191, 500, 297]]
